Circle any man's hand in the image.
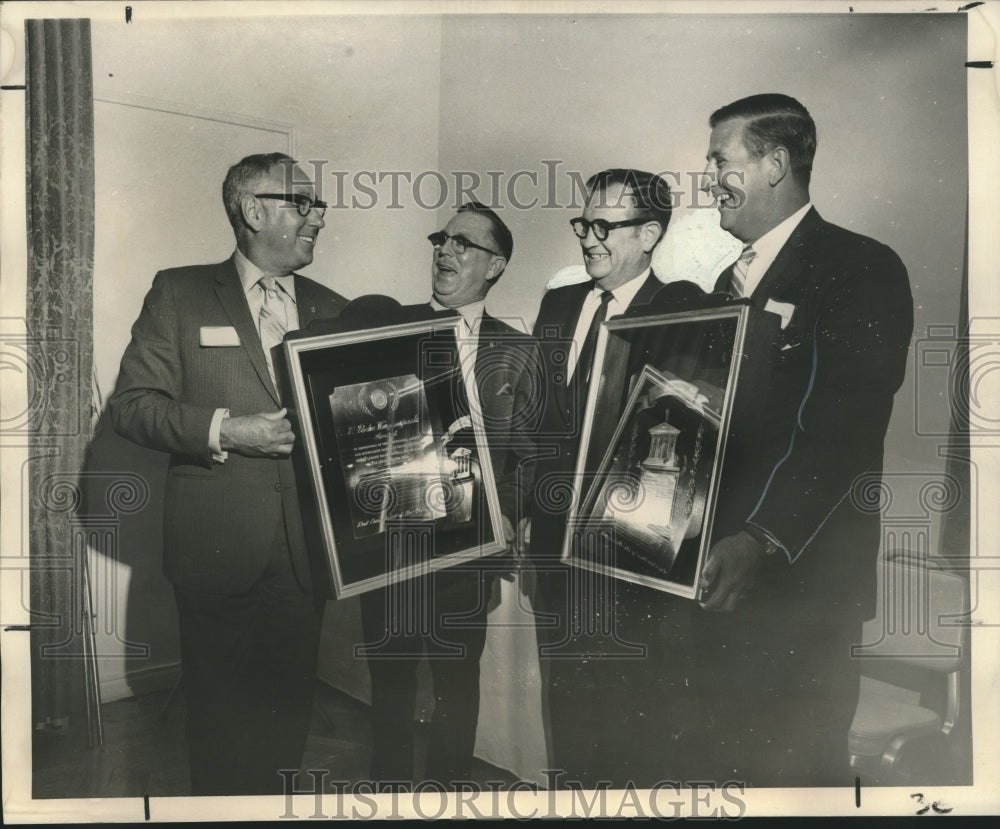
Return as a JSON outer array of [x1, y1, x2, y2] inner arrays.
[[698, 529, 769, 613], [515, 517, 531, 558], [219, 408, 295, 457]]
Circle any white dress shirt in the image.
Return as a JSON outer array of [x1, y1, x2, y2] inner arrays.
[[741, 202, 812, 297], [209, 249, 301, 461], [566, 267, 652, 381]]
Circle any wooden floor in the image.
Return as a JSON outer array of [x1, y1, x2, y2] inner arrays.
[[32, 681, 519, 800]]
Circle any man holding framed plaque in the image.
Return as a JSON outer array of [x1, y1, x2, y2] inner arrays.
[[695, 94, 914, 786], [109, 153, 348, 794], [526, 169, 704, 787], [358, 202, 539, 789]]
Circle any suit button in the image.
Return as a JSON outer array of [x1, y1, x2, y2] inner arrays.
[[274, 483, 282, 492]]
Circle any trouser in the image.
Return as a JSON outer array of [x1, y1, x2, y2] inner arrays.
[[533, 561, 701, 789], [359, 568, 491, 789], [692, 604, 864, 788], [173, 525, 323, 796]]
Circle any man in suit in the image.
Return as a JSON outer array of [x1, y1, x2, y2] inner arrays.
[[359, 202, 539, 789], [694, 94, 914, 786], [109, 153, 348, 795], [526, 169, 703, 787]]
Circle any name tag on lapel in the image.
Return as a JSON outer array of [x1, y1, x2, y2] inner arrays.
[[200, 326, 241, 347], [763, 299, 796, 330]]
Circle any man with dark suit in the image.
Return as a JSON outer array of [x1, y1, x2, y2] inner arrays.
[[694, 94, 914, 786], [359, 202, 539, 789], [109, 153, 348, 795], [526, 169, 703, 787]]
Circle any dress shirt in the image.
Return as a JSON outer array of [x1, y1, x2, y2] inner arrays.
[[566, 267, 651, 381], [209, 249, 301, 461], [741, 202, 812, 297], [430, 297, 487, 407]]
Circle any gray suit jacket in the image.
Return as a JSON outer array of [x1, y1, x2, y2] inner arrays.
[[109, 257, 348, 594]]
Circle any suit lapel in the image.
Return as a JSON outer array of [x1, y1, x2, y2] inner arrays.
[[555, 283, 591, 422], [214, 258, 281, 405], [629, 272, 663, 309], [750, 207, 823, 306]]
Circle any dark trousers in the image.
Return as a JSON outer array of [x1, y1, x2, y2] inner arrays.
[[534, 562, 701, 789], [359, 568, 491, 789], [692, 604, 864, 787], [173, 525, 323, 796]]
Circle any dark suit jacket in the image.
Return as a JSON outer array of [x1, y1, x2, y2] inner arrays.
[[712, 207, 913, 615], [527, 272, 702, 559], [108, 257, 348, 595], [471, 312, 541, 523]]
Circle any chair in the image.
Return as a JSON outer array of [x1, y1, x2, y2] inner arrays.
[[848, 554, 969, 783]]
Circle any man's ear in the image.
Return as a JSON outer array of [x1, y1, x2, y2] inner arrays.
[[241, 194, 264, 231], [487, 256, 507, 283], [640, 221, 664, 253], [767, 147, 791, 187]]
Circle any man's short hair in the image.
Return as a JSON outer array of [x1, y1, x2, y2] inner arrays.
[[222, 152, 297, 232], [584, 169, 673, 242], [710, 94, 817, 184], [457, 201, 514, 262]]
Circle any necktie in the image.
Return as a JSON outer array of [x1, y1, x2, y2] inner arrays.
[[259, 275, 289, 384], [729, 244, 757, 297], [576, 290, 614, 386]]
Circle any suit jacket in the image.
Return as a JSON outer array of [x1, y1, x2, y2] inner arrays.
[[712, 207, 913, 615], [470, 311, 541, 523], [527, 272, 703, 559], [108, 257, 348, 595]]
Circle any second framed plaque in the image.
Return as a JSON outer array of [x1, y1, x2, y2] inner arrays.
[[562, 301, 779, 600]]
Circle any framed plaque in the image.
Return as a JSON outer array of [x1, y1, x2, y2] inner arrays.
[[282, 317, 506, 598], [562, 302, 779, 600]]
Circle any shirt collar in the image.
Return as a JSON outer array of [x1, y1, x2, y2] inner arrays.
[[430, 297, 486, 334], [592, 266, 651, 310], [233, 248, 296, 302], [747, 202, 812, 273]]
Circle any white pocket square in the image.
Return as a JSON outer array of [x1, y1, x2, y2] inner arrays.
[[200, 326, 241, 347], [763, 299, 796, 330]]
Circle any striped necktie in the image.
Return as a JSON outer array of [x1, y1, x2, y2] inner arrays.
[[729, 244, 757, 297], [258, 276, 289, 384]]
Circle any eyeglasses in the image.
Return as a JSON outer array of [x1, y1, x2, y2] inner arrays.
[[427, 231, 502, 258], [255, 193, 328, 217], [569, 216, 652, 241]]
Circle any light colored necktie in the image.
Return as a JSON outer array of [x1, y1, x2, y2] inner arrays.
[[730, 244, 757, 297], [258, 276, 289, 384]]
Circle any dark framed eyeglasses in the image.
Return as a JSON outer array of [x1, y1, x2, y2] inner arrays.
[[255, 193, 328, 217], [427, 230, 501, 258], [569, 216, 652, 241]]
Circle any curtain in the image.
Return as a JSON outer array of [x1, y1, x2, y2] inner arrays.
[[25, 18, 95, 734]]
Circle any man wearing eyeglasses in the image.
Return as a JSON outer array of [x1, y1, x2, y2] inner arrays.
[[525, 169, 704, 787], [109, 152, 347, 795], [358, 201, 540, 790]]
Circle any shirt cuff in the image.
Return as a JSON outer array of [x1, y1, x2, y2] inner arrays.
[[744, 521, 788, 563], [209, 408, 230, 463]]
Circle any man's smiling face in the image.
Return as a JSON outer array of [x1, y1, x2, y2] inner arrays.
[[579, 182, 654, 291], [703, 117, 774, 244], [431, 212, 503, 308], [255, 162, 325, 274]]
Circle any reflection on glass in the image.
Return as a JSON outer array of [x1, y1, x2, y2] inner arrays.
[[330, 374, 474, 538], [583, 366, 720, 584]]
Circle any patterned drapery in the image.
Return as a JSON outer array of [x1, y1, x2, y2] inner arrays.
[[25, 18, 95, 733]]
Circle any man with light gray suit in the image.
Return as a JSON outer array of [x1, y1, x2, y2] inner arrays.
[[110, 153, 347, 795]]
